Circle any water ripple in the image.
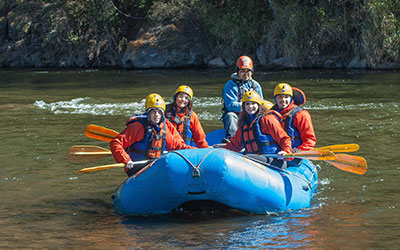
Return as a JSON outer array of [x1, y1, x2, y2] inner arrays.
[[34, 98, 399, 118]]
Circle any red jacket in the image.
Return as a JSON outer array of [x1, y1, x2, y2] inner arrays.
[[223, 113, 292, 154], [110, 119, 195, 164], [168, 110, 209, 148], [279, 102, 316, 151]]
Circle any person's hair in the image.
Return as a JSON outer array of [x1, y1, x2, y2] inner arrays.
[[175, 93, 193, 111], [165, 94, 193, 115], [238, 104, 269, 128]]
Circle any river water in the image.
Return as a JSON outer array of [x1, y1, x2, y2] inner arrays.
[[0, 69, 399, 249]]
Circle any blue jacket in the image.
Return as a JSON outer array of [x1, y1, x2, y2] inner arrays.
[[222, 73, 263, 113]]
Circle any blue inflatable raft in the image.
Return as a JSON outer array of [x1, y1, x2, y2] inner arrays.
[[113, 148, 319, 215]]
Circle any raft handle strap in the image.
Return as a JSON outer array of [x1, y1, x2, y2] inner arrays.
[[172, 149, 219, 177]]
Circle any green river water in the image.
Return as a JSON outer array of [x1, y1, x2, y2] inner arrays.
[[0, 69, 399, 249]]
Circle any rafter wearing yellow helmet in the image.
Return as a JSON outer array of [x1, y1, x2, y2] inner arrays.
[[271, 82, 317, 153], [165, 85, 209, 148], [242, 90, 263, 105], [174, 85, 193, 99], [274, 83, 293, 97], [110, 92, 195, 177], [222, 89, 293, 168]]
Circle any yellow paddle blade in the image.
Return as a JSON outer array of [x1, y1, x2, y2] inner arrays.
[[315, 144, 360, 153], [327, 154, 367, 175], [76, 163, 126, 173], [68, 145, 112, 162], [69, 145, 111, 153], [285, 150, 336, 161], [85, 124, 119, 142]]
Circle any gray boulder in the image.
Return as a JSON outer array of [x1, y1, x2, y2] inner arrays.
[[122, 24, 209, 69]]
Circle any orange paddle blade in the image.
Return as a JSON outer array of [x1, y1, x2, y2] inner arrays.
[[76, 163, 126, 173], [85, 124, 119, 142], [327, 154, 367, 175], [285, 150, 336, 161], [68, 145, 112, 162], [315, 144, 359, 153]]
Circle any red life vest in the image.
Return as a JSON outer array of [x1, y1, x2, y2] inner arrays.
[[241, 111, 282, 154]]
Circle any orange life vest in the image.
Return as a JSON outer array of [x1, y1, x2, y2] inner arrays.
[[165, 107, 193, 145], [241, 111, 282, 154]]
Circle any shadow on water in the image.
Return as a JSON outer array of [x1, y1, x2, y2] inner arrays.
[[117, 204, 318, 249], [121, 200, 250, 224]]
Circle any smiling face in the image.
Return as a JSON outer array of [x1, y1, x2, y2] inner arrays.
[[244, 101, 259, 115], [149, 109, 163, 124], [238, 69, 252, 81], [275, 94, 292, 109], [175, 92, 190, 109]]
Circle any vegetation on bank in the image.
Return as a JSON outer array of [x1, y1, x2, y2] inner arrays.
[[1, 0, 399, 68]]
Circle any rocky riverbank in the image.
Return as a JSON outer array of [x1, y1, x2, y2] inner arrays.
[[1, 1, 399, 70]]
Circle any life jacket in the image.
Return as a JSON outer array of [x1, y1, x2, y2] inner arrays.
[[222, 75, 259, 113], [280, 105, 303, 148], [165, 106, 193, 145], [241, 112, 281, 154], [125, 114, 166, 161]]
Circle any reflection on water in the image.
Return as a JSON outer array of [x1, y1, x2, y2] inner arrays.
[[1, 69, 399, 249]]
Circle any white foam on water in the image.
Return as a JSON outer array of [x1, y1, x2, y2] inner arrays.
[[319, 177, 331, 185], [34, 97, 145, 116], [34, 97, 398, 118], [192, 97, 223, 108], [197, 111, 220, 120], [33, 97, 224, 119]]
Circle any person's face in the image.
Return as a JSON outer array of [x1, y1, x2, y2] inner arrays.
[[244, 101, 259, 115], [275, 94, 291, 109], [175, 92, 190, 109], [238, 69, 252, 81], [149, 109, 163, 124]]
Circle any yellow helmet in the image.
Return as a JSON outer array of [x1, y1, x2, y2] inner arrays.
[[242, 91, 262, 105], [145, 93, 166, 111], [261, 100, 274, 110], [174, 85, 193, 99], [274, 83, 293, 96]]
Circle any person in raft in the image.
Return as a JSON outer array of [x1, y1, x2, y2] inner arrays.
[[271, 83, 316, 152], [221, 55, 263, 143], [110, 93, 195, 177], [222, 90, 292, 166], [165, 85, 209, 148]]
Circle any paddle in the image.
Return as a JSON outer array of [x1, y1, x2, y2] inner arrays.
[[213, 143, 360, 153], [68, 145, 112, 162], [68, 145, 169, 162], [261, 150, 367, 175], [314, 144, 359, 153], [76, 159, 152, 173], [326, 154, 367, 175], [264, 150, 336, 161], [85, 125, 359, 156], [85, 124, 119, 142], [82, 125, 366, 174], [76, 163, 125, 173]]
